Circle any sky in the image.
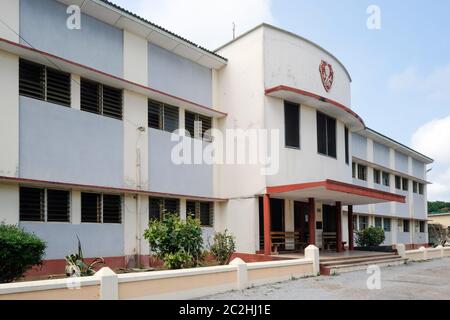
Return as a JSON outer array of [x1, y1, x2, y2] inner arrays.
[[112, 0, 450, 201]]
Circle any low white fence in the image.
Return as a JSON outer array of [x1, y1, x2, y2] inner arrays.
[[396, 244, 450, 262], [0, 246, 320, 300]]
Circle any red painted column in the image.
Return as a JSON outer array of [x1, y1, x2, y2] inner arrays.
[[336, 202, 343, 252], [308, 198, 316, 246], [263, 194, 272, 256], [348, 205, 354, 251]]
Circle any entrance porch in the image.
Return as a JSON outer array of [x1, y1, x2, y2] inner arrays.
[[260, 179, 406, 256]]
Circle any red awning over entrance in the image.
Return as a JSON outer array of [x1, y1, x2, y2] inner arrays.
[[266, 179, 405, 206]]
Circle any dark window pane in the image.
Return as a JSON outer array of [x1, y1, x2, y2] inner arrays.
[[185, 111, 196, 138], [402, 178, 409, 191], [200, 202, 214, 227], [148, 100, 162, 129], [81, 193, 101, 223], [284, 102, 300, 148], [20, 187, 44, 222], [47, 190, 70, 222], [419, 183, 424, 195], [382, 172, 390, 186], [19, 59, 45, 100], [384, 219, 391, 232], [163, 198, 180, 215], [81, 79, 100, 115], [403, 220, 410, 233], [46, 68, 71, 107], [103, 194, 122, 224], [317, 112, 327, 155], [375, 217, 382, 228], [163, 105, 179, 133], [345, 127, 349, 164], [326, 116, 336, 157], [395, 176, 402, 189], [102, 85, 123, 120], [149, 197, 162, 221], [186, 201, 197, 219]]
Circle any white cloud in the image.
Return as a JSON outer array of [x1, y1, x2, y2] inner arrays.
[[114, 0, 275, 50], [388, 64, 450, 101], [412, 116, 450, 201]]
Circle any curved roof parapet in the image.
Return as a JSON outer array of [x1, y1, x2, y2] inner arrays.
[[216, 23, 352, 82], [265, 85, 365, 131]]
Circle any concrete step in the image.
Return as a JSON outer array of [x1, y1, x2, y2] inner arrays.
[[320, 254, 401, 267], [320, 252, 397, 263], [321, 257, 408, 276]]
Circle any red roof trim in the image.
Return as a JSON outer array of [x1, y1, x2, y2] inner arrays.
[[267, 179, 405, 203], [0, 176, 227, 202], [0, 38, 227, 117], [265, 85, 366, 128]]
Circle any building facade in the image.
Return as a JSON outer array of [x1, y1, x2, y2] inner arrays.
[[0, 0, 433, 274]]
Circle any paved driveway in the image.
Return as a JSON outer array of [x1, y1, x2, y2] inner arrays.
[[203, 258, 450, 300]]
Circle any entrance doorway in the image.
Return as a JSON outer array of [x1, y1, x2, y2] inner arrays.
[[322, 205, 337, 251], [294, 201, 309, 249]]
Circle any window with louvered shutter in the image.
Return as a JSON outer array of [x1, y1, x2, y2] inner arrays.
[[19, 59, 45, 100], [81, 193, 101, 223], [46, 68, 71, 107], [103, 194, 122, 224], [164, 105, 179, 133], [102, 85, 123, 120], [186, 201, 197, 219], [163, 198, 180, 215], [185, 111, 196, 138], [47, 189, 70, 222], [198, 115, 212, 141], [20, 187, 45, 222], [317, 111, 337, 158], [81, 79, 100, 115], [200, 202, 214, 227], [149, 197, 162, 221], [284, 101, 300, 148], [148, 100, 162, 129]]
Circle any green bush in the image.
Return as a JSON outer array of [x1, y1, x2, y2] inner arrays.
[[144, 214, 203, 269], [356, 227, 386, 247], [210, 230, 236, 265], [0, 224, 46, 283]]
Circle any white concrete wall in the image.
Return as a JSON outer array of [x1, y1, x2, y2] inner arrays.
[[0, 50, 19, 178], [123, 31, 148, 85], [0, 183, 19, 225], [0, 0, 19, 42], [263, 26, 351, 108]]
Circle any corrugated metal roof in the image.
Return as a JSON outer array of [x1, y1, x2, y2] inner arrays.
[[98, 0, 227, 62]]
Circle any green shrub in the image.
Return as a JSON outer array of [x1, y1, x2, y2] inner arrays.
[[356, 227, 385, 247], [210, 230, 236, 265], [0, 224, 46, 283], [143, 214, 203, 269]]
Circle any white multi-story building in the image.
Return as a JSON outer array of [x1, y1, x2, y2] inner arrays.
[[0, 0, 432, 275]]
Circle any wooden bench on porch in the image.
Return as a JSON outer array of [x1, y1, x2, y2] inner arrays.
[[323, 232, 337, 251], [269, 232, 307, 253]]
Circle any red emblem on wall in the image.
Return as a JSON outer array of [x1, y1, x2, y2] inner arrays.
[[319, 60, 334, 92]]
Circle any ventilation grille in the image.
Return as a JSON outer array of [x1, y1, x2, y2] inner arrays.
[[46, 68, 71, 107], [163, 105, 179, 133], [19, 59, 45, 100], [47, 189, 70, 222], [102, 85, 123, 120], [20, 187, 44, 222], [103, 194, 122, 224], [81, 79, 101, 115], [149, 197, 162, 220], [148, 100, 162, 129], [81, 193, 101, 223], [185, 111, 196, 138]]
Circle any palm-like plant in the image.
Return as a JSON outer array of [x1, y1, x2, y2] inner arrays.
[[65, 236, 105, 277]]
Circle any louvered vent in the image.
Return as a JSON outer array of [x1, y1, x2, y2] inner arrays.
[[81, 79, 100, 115], [149, 197, 162, 221], [20, 187, 44, 222], [198, 115, 212, 141], [81, 193, 101, 223], [185, 111, 196, 138], [164, 199, 180, 215], [163, 105, 179, 133], [19, 59, 45, 100], [148, 100, 162, 129], [103, 194, 122, 224], [102, 85, 123, 120], [47, 189, 70, 222], [46, 68, 71, 107]]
